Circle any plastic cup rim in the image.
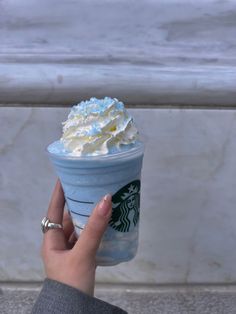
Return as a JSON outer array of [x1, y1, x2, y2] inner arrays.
[[46, 140, 145, 162]]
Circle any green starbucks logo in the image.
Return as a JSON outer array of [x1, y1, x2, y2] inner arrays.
[[109, 180, 140, 232]]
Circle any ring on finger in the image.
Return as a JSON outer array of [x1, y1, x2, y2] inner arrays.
[[41, 217, 63, 234]]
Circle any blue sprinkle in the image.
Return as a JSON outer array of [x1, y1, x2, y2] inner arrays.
[[71, 97, 125, 117]]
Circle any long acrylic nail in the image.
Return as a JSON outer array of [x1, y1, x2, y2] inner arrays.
[[98, 194, 112, 217]]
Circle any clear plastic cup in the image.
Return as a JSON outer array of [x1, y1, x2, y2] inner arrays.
[[47, 141, 144, 266]]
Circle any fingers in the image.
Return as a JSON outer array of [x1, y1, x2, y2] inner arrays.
[[47, 180, 65, 224], [43, 180, 67, 251], [72, 194, 112, 259], [63, 211, 75, 241], [63, 211, 77, 249], [67, 231, 78, 249]]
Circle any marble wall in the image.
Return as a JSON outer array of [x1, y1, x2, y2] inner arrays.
[[1, 0, 236, 285], [0, 0, 236, 106], [1, 107, 236, 284]]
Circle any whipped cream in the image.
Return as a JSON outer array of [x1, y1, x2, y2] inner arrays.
[[61, 97, 138, 156]]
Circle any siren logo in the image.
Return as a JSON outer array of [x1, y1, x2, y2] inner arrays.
[[109, 180, 140, 232]]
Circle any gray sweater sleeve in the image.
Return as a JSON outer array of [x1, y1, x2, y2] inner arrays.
[[31, 278, 127, 314]]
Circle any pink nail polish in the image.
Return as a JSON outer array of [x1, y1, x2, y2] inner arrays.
[[104, 194, 112, 202], [98, 194, 111, 217]]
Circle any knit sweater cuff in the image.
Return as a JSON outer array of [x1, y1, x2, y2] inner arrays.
[[31, 278, 127, 314]]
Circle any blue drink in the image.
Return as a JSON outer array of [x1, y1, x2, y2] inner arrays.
[[47, 140, 144, 266]]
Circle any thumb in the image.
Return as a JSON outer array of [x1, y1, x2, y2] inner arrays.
[[72, 194, 112, 259]]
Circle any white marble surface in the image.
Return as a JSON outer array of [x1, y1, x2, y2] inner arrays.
[[0, 0, 236, 105], [1, 107, 236, 284]]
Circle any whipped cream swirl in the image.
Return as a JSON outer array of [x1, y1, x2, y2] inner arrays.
[[61, 97, 138, 156]]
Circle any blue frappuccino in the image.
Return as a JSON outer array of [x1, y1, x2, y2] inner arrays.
[[47, 97, 144, 266]]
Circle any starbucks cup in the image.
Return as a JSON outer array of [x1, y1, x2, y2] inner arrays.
[[47, 141, 144, 266]]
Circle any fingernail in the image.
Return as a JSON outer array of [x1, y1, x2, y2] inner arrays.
[[104, 194, 112, 202], [98, 194, 112, 217]]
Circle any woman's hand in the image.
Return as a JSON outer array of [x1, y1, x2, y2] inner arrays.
[[41, 180, 112, 296]]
